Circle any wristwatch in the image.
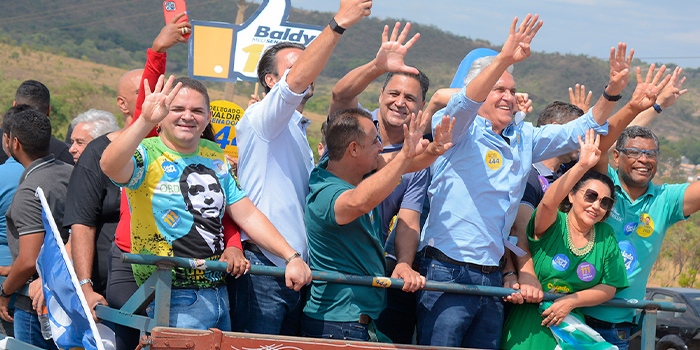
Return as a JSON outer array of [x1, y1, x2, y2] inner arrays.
[[0, 284, 11, 298], [328, 18, 346, 35], [285, 252, 301, 265], [602, 85, 622, 102]]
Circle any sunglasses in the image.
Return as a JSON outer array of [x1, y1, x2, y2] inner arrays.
[[580, 189, 614, 211], [617, 147, 659, 160]]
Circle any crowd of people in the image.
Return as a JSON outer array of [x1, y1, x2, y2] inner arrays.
[[0, 0, 696, 349]]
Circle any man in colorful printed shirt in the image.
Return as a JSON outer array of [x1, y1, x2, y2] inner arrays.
[[100, 75, 311, 330]]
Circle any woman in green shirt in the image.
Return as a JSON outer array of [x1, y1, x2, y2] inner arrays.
[[501, 130, 628, 349]]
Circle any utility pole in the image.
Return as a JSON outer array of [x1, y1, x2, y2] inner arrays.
[[223, 0, 250, 102]]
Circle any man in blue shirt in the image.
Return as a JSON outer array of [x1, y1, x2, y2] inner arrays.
[[233, 0, 374, 335], [417, 15, 629, 348]]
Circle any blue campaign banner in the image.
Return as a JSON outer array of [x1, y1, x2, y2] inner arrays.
[[35, 187, 106, 350]]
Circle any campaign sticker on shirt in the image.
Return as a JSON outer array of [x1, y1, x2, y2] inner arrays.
[[637, 213, 654, 238], [485, 150, 502, 170], [623, 222, 638, 236], [538, 175, 550, 192], [161, 209, 181, 228], [551, 254, 570, 271], [212, 159, 228, 177], [162, 161, 179, 179], [618, 241, 638, 276], [577, 262, 596, 282], [543, 278, 573, 294]]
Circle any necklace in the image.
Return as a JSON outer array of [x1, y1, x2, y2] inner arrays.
[[566, 214, 595, 256]]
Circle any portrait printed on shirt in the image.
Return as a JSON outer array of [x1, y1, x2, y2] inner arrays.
[[172, 163, 226, 259]]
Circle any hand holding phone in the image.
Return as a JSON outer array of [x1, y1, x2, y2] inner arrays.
[[163, 0, 190, 39]]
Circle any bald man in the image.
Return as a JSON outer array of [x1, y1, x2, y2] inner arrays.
[[116, 69, 144, 128]]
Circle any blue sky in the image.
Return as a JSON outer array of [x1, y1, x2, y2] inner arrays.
[[289, 0, 700, 69]]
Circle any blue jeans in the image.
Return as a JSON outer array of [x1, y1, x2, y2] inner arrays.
[[13, 308, 58, 350], [300, 314, 370, 341], [230, 249, 305, 335], [594, 326, 631, 350], [416, 257, 503, 349], [146, 285, 231, 331]]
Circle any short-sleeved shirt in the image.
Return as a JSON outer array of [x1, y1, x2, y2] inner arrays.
[[236, 69, 313, 268], [119, 137, 246, 288], [63, 135, 120, 294], [422, 88, 609, 266], [6, 155, 72, 312], [502, 210, 628, 349], [304, 158, 386, 322], [0, 158, 24, 266], [582, 165, 688, 324]]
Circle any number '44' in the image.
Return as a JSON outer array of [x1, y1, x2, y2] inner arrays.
[[215, 126, 236, 149]]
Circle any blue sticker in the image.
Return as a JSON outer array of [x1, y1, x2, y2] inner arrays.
[[623, 222, 638, 236], [162, 161, 179, 179], [161, 210, 181, 228], [618, 241, 638, 275], [552, 254, 570, 271], [537, 175, 550, 192]]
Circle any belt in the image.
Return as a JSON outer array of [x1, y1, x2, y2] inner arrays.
[[424, 246, 501, 274], [359, 314, 371, 325], [584, 316, 636, 329], [242, 241, 262, 254]]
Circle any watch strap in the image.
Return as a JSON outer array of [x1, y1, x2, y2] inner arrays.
[[328, 18, 346, 35]]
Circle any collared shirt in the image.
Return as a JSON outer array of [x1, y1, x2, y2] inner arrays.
[[421, 87, 609, 266], [236, 69, 314, 267], [582, 165, 688, 324]]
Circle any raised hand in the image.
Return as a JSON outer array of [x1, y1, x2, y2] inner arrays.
[[499, 14, 543, 65], [628, 64, 672, 113], [427, 114, 455, 156], [568, 83, 592, 113], [515, 92, 533, 114], [606, 43, 634, 96], [152, 12, 191, 53], [140, 75, 182, 125], [335, 0, 372, 29], [657, 66, 688, 109], [401, 110, 430, 159], [577, 129, 601, 170], [375, 22, 420, 75]]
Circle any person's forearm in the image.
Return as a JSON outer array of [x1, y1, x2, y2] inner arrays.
[[2, 255, 38, 294], [464, 55, 512, 103], [287, 27, 342, 94], [393, 209, 420, 265], [560, 284, 616, 308], [589, 87, 620, 126], [71, 224, 97, 281], [228, 199, 297, 259], [628, 106, 658, 129], [101, 117, 154, 183], [330, 60, 384, 116], [600, 103, 642, 152]]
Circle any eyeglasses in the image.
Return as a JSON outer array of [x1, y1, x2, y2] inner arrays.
[[617, 147, 659, 160], [580, 189, 614, 211]]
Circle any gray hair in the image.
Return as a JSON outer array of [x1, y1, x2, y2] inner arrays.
[[463, 56, 514, 87], [70, 109, 120, 139], [616, 126, 660, 151]]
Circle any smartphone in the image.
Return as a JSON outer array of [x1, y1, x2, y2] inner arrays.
[[163, 0, 190, 39]]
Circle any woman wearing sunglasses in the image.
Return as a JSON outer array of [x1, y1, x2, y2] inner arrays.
[[501, 130, 628, 350]]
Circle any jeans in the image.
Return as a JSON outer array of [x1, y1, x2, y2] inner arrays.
[[594, 326, 631, 350], [416, 256, 503, 349], [230, 249, 305, 335], [13, 308, 58, 350], [300, 314, 370, 341], [146, 285, 230, 331], [106, 243, 141, 350]]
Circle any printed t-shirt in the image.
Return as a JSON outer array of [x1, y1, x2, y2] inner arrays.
[[119, 137, 245, 288], [501, 210, 628, 350]]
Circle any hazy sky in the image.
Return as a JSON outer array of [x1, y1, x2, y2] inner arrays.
[[288, 0, 700, 69]]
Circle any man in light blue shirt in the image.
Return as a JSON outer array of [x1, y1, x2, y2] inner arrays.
[[233, 0, 373, 336], [416, 15, 629, 349]]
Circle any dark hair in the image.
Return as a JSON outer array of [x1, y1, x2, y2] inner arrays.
[[202, 124, 215, 142], [382, 70, 430, 102], [173, 77, 210, 110], [320, 120, 328, 147], [616, 126, 659, 151], [326, 108, 373, 161], [3, 104, 39, 136], [9, 109, 52, 158], [179, 163, 221, 214], [257, 42, 306, 94], [15, 80, 51, 116], [536, 101, 584, 127], [559, 169, 616, 222]]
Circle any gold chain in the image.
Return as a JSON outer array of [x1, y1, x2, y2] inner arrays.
[[566, 213, 595, 256]]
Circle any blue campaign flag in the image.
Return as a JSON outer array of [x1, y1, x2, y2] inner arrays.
[[35, 187, 106, 350], [449, 48, 499, 88]]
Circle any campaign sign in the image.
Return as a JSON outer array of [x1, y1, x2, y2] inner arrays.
[[189, 0, 323, 83], [210, 100, 244, 157]]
